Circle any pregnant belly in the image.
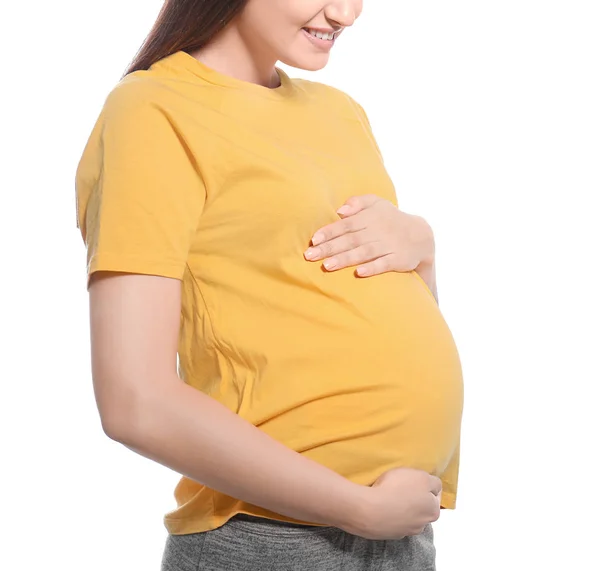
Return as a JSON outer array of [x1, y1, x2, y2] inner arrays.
[[241, 268, 464, 485]]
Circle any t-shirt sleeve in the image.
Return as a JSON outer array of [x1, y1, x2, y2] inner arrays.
[[345, 94, 399, 207], [76, 83, 206, 290], [346, 96, 385, 162]]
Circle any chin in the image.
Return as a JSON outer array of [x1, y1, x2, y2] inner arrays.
[[280, 54, 330, 72]]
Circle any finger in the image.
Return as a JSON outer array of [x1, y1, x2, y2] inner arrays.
[[336, 194, 381, 217], [428, 499, 442, 523], [355, 254, 396, 277], [310, 213, 367, 247], [429, 476, 443, 497], [305, 230, 369, 262], [322, 242, 385, 271]]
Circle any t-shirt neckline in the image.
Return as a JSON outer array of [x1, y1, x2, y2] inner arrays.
[[159, 50, 295, 99]]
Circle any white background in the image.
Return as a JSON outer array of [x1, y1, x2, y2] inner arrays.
[[1, 1, 599, 569]]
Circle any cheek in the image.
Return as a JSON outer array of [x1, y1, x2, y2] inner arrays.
[[250, 14, 300, 46], [239, 0, 285, 34], [275, 28, 309, 58]]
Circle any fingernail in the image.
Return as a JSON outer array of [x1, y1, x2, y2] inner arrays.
[[356, 266, 367, 276], [311, 232, 324, 246], [323, 259, 337, 270], [304, 248, 319, 260], [336, 205, 352, 216]]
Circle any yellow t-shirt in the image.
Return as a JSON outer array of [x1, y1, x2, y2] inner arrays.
[[76, 50, 464, 535]]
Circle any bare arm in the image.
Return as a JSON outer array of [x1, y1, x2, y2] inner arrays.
[[89, 271, 367, 531], [412, 217, 439, 304], [415, 258, 438, 304]]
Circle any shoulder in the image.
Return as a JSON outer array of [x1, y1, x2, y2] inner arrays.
[[100, 73, 172, 125], [290, 77, 368, 121], [291, 77, 357, 104], [76, 75, 179, 198]]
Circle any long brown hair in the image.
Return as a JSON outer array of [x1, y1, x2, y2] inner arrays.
[[122, 0, 248, 78]]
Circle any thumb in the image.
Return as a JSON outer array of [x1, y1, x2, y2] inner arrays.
[[336, 194, 378, 217]]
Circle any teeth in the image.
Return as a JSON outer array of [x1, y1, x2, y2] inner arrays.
[[307, 29, 335, 41]]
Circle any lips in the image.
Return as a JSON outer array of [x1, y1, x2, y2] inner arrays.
[[303, 28, 336, 41]]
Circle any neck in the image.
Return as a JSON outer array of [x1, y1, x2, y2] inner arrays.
[[189, 28, 280, 88]]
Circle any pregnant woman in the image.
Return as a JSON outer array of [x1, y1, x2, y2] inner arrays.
[[75, 0, 464, 569]]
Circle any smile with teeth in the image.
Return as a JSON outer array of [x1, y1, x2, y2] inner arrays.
[[304, 28, 337, 41]]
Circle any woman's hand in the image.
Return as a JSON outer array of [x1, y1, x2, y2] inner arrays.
[[304, 194, 435, 277], [342, 467, 443, 540]]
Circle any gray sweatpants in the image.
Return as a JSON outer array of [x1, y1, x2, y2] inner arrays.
[[161, 514, 436, 570]]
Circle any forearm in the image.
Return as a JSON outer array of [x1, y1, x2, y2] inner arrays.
[[415, 258, 438, 304], [411, 215, 438, 304], [108, 378, 366, 530]]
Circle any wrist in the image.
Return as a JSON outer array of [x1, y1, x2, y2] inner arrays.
[[411, 215, 435, 267], [330, 482, 376, 538]]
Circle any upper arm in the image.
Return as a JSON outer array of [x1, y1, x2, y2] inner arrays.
[[76, 80, 206, 288], [76, 81, 206, 436], [89, 271, 182, 436]]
